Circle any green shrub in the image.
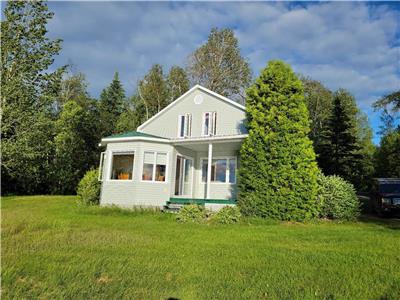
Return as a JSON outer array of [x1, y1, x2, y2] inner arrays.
[[238, 60, 320, 221], [212, 206, 242, 224], [318, 174, 360, 220], [77, 168, 101, 206], [176, 204, 207, 223]]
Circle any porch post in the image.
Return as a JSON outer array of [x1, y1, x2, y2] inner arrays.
[[206, 143, 213, 199]]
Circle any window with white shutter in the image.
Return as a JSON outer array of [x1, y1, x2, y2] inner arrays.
[[178, 113, 192, 138], [202, 112, 217, 136]]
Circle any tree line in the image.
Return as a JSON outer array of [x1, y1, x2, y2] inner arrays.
[[1, 1, 399, 196]]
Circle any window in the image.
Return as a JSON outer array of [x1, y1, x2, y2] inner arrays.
[[202, 112, 217, 136], [142, 151, 167, 182], [178, 113, 192, 138], [110, 153, 134, 180], [201, 157, 236, 183]]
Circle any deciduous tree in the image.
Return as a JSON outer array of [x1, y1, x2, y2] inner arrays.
[[301, 77, 333, 153], [1, 0, 64, 194], [187, 28, 251, 101]]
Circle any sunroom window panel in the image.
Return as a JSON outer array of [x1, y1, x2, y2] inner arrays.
[[142, 151, 154, 181], [111, 154, 134, 180], [155, 153, 167, 182], [142, 164, 153, 181]]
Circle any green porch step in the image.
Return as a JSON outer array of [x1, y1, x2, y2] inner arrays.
[[168, 197, 236, 205]]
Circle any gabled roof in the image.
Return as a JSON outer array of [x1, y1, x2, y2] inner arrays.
[[104, 131, 166, 139], [137, 84, 245, 131]]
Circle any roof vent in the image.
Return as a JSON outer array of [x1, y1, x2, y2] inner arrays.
[[194, 94, 203, 104]]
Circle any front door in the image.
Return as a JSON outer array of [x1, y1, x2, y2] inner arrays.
[[174, 155, 193, 196]]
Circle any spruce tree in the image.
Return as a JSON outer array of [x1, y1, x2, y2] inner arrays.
[[238, 61, 319, 221], [318, 89, 365, 187], [99, 72, 126, 136]]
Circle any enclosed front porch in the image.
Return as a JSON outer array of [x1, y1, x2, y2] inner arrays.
[[167, 135, 245, 210]]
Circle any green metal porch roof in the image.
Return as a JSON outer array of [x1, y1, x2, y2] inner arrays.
[[104, 131, 167, 140]]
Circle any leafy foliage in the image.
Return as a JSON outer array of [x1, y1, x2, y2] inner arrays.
[[53, 100, 100, 194], [211, 206, 241, 224], [187, 28, 251, 101], [301, 77, 333, 154], [238, 60, 320, 221], [374, 129, 400, 178], [318, 174, 360, 220], [1, 1, 64, 194], [176, 205, 208, 223], [77, 169, 101, 205], [167, 66, 189, 102], [134, 64, 189, 126]]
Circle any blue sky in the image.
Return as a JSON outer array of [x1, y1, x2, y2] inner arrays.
[[46, 1, 399, 143]]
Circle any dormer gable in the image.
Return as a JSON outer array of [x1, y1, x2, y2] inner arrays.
[[137, 85, 247, 139]]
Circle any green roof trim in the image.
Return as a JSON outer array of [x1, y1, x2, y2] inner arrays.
[[104, 131, 166, 140]]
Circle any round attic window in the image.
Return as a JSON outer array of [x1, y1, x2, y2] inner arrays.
[[194, 94, 203, 104]]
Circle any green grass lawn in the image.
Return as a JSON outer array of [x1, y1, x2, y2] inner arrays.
[[2, 196, 400, 299]]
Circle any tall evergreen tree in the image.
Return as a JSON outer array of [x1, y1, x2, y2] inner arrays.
[[238, 61, 319, 221], [187, 28, 251, 101], [318, 89, 371, 189], [1, 1, 64, 194], [99, 72, 126, 136]]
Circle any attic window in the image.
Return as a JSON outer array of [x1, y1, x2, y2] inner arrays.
[[202, 112, 217, 136]]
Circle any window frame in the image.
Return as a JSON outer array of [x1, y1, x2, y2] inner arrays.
[[107, 151, 136, 182], [200, 156, 237, 184], [141, 151, 169, 183]]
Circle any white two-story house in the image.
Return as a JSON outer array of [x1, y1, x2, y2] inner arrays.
[[98, 85, 248, 210]]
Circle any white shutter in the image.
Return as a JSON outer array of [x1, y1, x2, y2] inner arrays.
[[144, 152, 155, 164], [185, 113, 192, 137], [211, 112, 217, 135], [98, 152, 106, 181]]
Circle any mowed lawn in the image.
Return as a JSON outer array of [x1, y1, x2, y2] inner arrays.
[[2, 196, 400, 299]]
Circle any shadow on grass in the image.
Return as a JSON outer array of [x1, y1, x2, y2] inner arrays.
[[358, 214, 400, 230]]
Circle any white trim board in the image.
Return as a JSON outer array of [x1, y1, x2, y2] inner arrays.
[[137, 85, 245, 132], [100, 136, 170, 146]]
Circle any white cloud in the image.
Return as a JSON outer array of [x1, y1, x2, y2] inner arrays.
[[47, 1, 399, 133]]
